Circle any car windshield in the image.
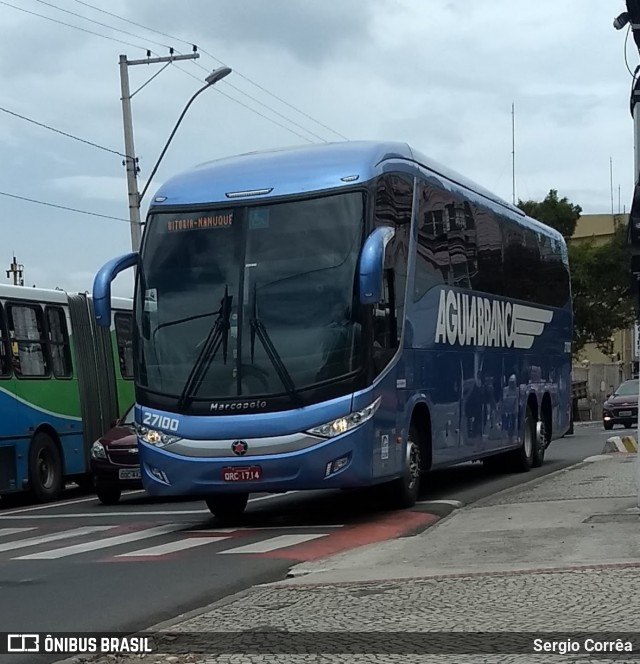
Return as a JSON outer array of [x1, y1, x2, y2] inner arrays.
[[135, 191, 365, 405], [615, 380, 639, 396]]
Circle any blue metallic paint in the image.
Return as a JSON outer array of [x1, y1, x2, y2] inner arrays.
[[358, 226, 395, 304], [93, 252, 138, 327], [95, 141, 572, 497]]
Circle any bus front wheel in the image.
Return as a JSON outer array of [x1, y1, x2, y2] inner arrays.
[[383, 424, 422, 509], [205, 493, 249, 523], [29, 432, 63, 502]]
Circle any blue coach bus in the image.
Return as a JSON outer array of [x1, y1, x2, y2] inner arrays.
[[93, 141, 572, 520]]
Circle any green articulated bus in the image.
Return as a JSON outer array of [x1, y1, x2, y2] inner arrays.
[[0, 284, 133, 502]]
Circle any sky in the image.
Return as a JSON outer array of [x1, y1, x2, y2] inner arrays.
[[0, 0, 635, 296]]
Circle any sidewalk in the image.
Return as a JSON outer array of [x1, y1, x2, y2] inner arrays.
[[69, 453, 640, 664]]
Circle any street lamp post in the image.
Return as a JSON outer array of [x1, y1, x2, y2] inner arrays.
[[119, 52, 231, 251], [138, 67, 232, 206]]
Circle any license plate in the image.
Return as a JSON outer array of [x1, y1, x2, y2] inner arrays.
[[618, 411, 632, 417], [222, 466, 262, 482], [118, 468, 141, 480]]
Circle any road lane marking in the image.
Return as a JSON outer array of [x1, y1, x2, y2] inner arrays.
[[0, 491, 146, 515], [218, 533, 328, 554], [0, 527, 36, 537], [15, 524, 184, 560], [115, 536, 229, 557], [0, 526, 112, 553], [0, 491, 301, 520]]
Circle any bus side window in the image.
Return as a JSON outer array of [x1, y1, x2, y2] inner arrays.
[[115, 313, 134, 379], [0, 304, 11, 378], [45, 307, 72, 378], [7, 304, 49, 378]]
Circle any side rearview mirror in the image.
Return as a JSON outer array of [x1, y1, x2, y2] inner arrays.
[[93, 252, 139, 326], [358, 226, 395, 305]]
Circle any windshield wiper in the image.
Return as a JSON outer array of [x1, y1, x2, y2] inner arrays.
[[249, 284, 304, 408], [176, 285, 232, 411]]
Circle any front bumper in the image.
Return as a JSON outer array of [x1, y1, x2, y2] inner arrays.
[[139, 425, 376, 496]]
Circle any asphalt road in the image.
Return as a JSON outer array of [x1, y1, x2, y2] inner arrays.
[[0, 424, 614, 664]]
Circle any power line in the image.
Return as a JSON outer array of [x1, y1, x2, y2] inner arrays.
[[0, 0, 151, 53], [48, 0, 329, 142], [33, 0, 175, 51], [0, 190, 129, 223], [0, 105, 127, 158], [171, 63, 316, 144], [70, 0, 348, 141]]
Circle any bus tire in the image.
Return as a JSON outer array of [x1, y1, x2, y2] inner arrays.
[[28, 432, 63, 503], [205, 493, 249, 523], [532, 418, 546, 468], [384, 424, 422, 509], [508, 404, 535, 473], [96, 487, 122, 505]]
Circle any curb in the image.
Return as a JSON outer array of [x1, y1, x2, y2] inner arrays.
[[603, 435, 638, 453]]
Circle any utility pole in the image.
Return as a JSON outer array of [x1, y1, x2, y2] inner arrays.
[[119, 49, 200, 251], [6, 254, 24, 286], [614, 0, 640, 508]]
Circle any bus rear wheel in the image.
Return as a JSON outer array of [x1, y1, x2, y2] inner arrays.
[[29, 432, 63, 503], [205, 493, 249, 523], [508, 404, 535, 473]]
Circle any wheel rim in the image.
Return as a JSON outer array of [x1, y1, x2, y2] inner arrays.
[[523, 418, 533, 458], [37, 448, 55, 490], [406, 439, 421, 490]]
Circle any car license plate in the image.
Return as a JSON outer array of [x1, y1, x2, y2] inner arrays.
[[222, 466, 262, 482], [118, 468, 141, 480], [619, 410, 632, 417]]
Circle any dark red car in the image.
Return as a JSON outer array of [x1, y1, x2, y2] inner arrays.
[[602, 379, 639, 430], [89, 404, 141, 504]]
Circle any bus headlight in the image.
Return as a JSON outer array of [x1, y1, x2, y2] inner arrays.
[[306, 397, 381, 438], [90, 441, 107, 460], [135, 425, 181, 448]]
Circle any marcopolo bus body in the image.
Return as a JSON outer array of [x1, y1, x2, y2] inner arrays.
[[0, 285, 133, 501], [92, 141, 572, 520]]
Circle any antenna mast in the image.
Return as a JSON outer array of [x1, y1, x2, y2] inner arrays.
[[512, 103, 516, 205]]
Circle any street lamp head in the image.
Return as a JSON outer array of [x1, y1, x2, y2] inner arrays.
[[205, 66, 232, 86]]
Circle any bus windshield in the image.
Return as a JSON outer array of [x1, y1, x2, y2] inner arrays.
[[135, 191, 365, 406]]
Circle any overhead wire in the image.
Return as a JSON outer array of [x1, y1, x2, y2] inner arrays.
[[170, 62, 316, 144], [70, 0, 348, 141], [11, 0, 331, 143], [0, 191, 130, 223], [0, 105, 128, 158], [0, 0, 149, 53]]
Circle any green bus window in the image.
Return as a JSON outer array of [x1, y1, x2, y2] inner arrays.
[[114, 313, 134, 379], [0, 305, 11, 377], [7, 305, 49, 378], [46, 307, 72, 378]]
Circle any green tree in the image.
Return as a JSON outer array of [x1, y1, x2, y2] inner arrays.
[[569, 224, 635, 356], [518, 189, 582, 239]]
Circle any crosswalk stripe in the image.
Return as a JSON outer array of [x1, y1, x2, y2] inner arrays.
[[115, 536, 229, 558], [0, 527, 37, 537], [218, 533, 328, 554], [15, 524, 183, 560], [0, 526, 112, 553]]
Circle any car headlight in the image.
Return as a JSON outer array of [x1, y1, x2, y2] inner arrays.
[[135, 424, 181, 448], [90, 441, 107, 460], [306, 397, 382, 438]]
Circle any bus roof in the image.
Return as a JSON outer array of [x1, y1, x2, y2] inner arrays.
[[0, 284, 132, 309], [150, 140, 564, 246]]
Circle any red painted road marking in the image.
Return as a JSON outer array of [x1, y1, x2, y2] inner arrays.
[[260, 511, 440, 560]]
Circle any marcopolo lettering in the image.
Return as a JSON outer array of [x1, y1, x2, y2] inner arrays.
[[434, 290, 553, 350], [210, 401, 268, 411]]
